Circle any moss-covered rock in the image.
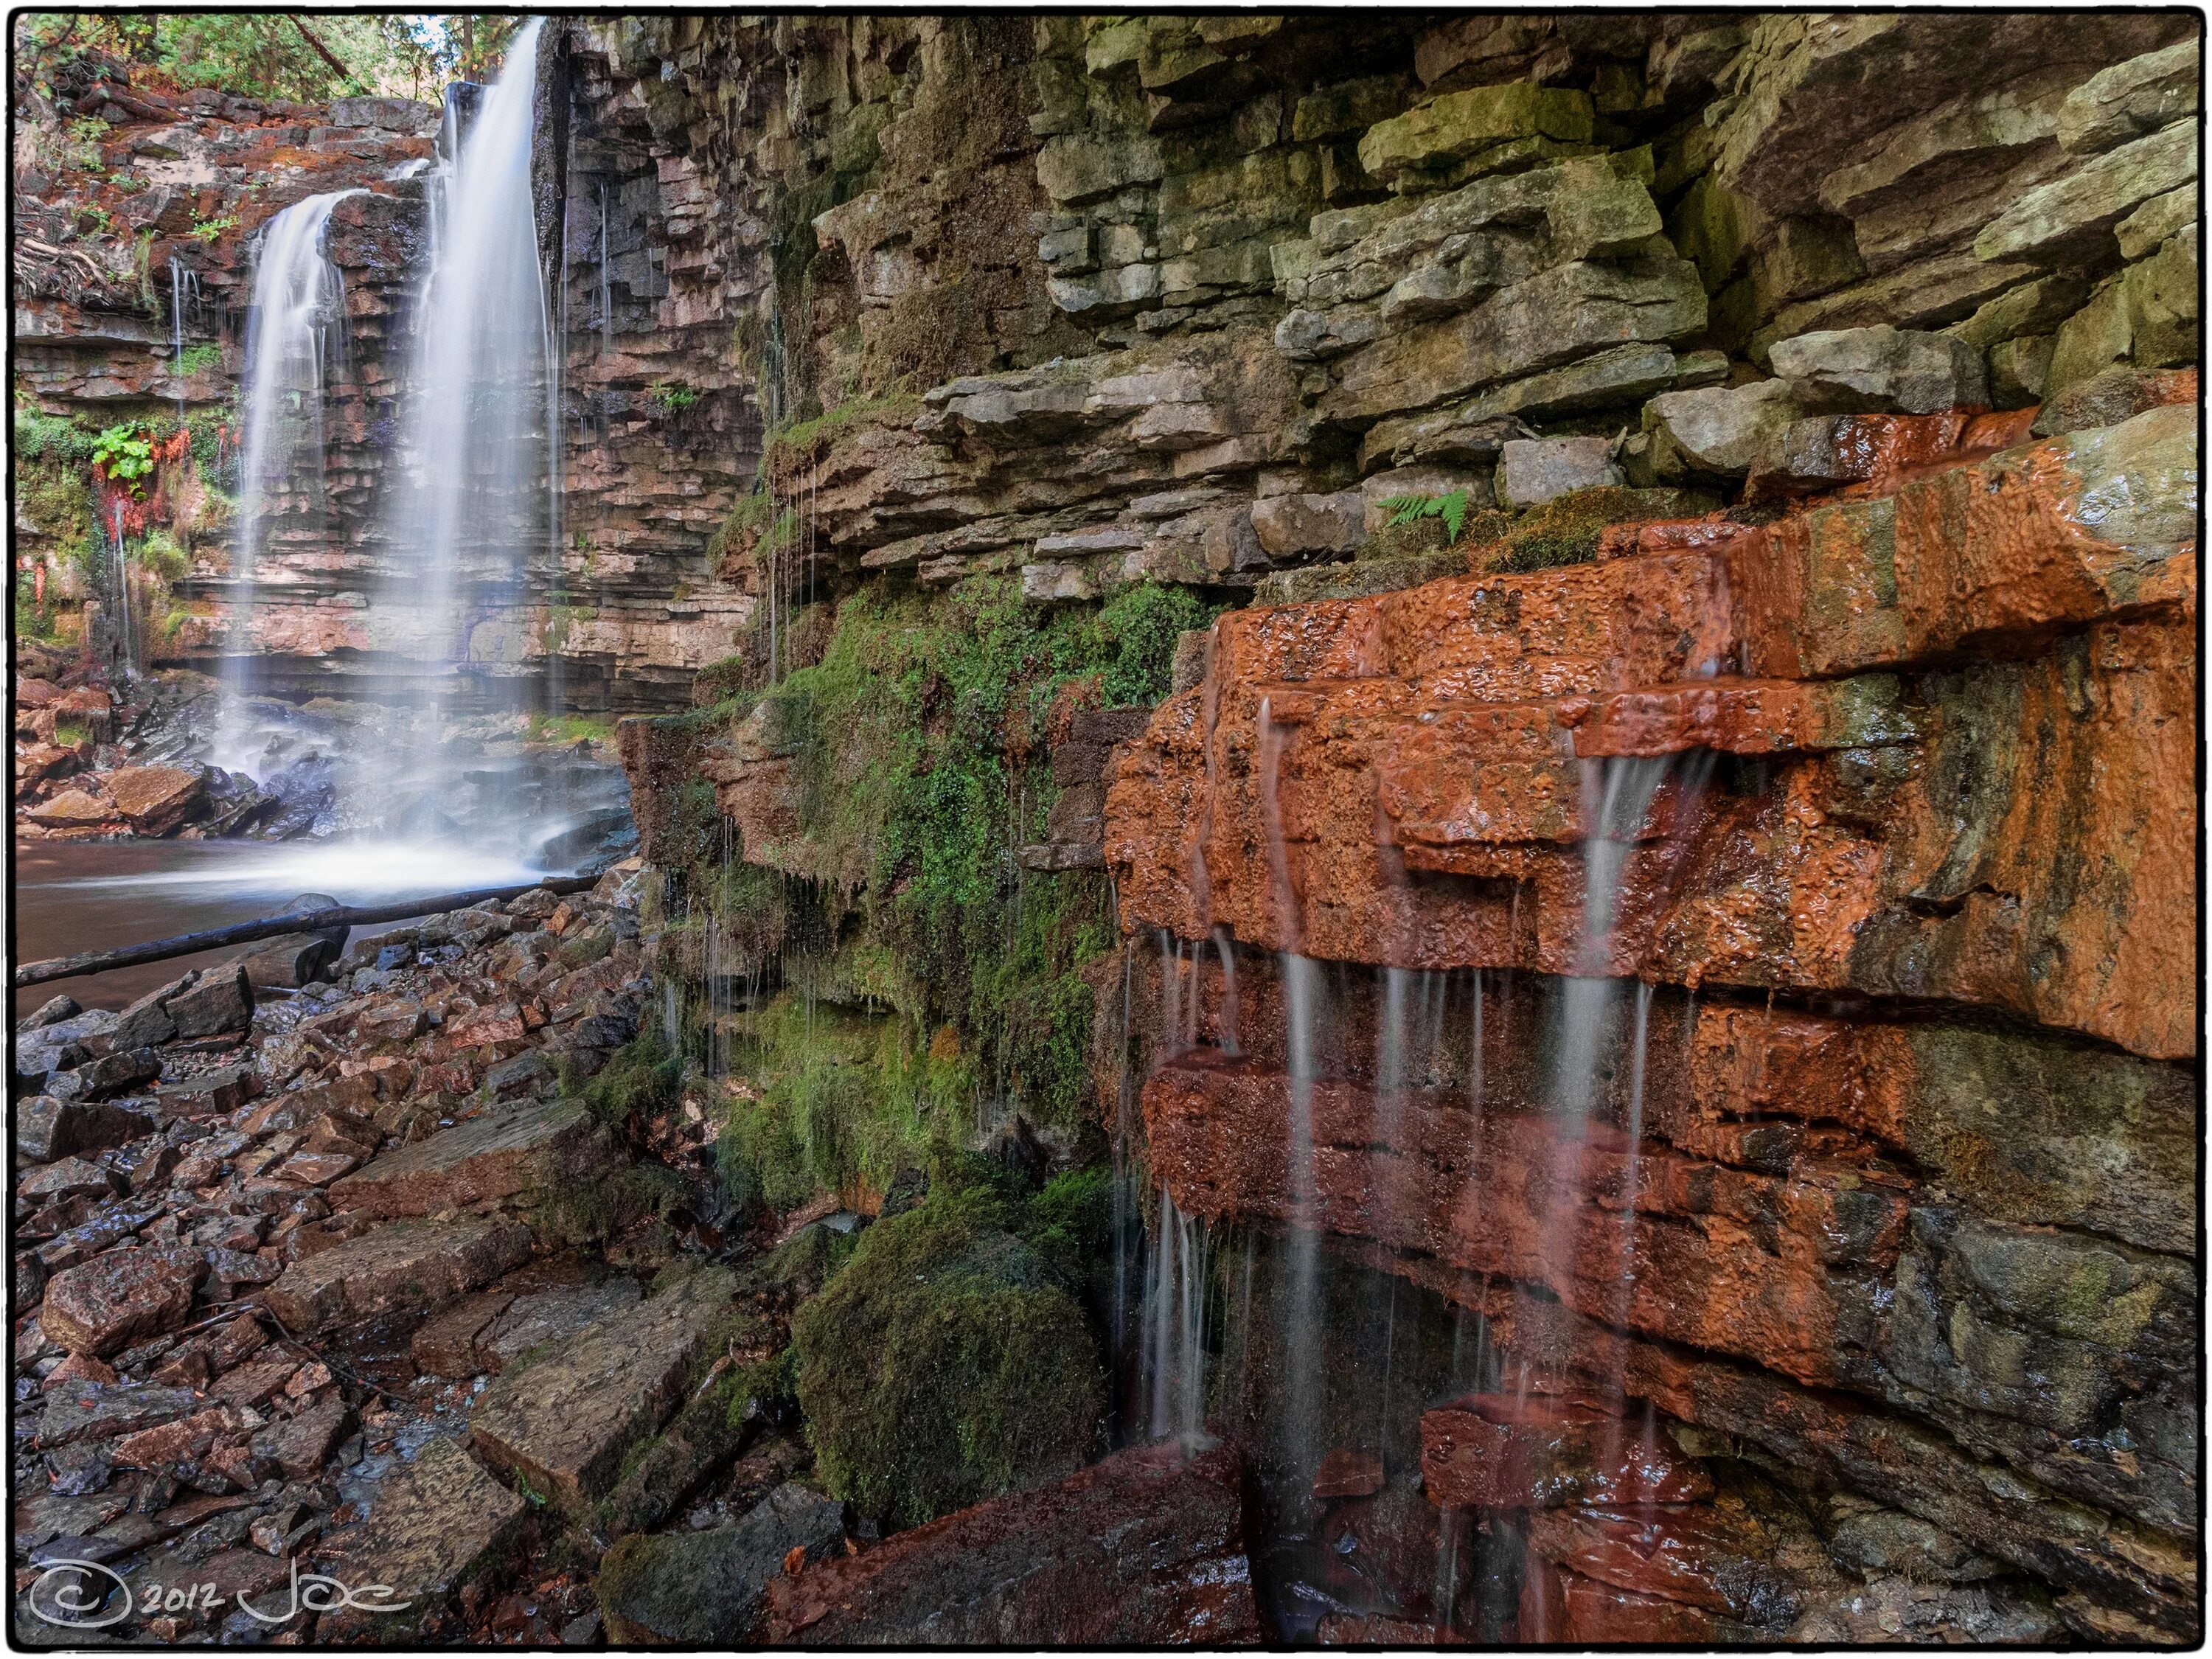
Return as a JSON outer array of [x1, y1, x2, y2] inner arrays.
[[790, 1185, 1105, 1527]]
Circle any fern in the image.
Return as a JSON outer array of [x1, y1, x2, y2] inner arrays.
[[1379, 488, 1472, 546]]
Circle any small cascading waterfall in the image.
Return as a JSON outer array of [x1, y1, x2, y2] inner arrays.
[[167, 255, 201, 422], [375, 18, 552, 841], [215, 189, 361, 774]]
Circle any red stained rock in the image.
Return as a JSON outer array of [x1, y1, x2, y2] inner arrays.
[[1312, 1446, 1385, 1499], [445, 1001, 526, 1048], [355, 997, 428, 1045], [211, 1355, 300, 1408], [765, 1441, 1260, 1646], [41, 1246, 205, 1357], [1146, 1056, 1905, 1388], [101, 765, 209, 835], [1518, 1554, 1717, 1643], [260, 1217, 532, 1334], [1105, 408, 2197, 1060], [329, 1096, 591, 1222], [1421, 1395, 1713, 1511]]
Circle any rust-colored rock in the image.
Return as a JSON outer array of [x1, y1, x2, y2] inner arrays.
[[40, 1246, 205, 1357], [1105, 408, 2197, 1059], [329, 1096, 592, 1222], [1421, 1394, 1714, 1510], [765, 1441, 1261, 1645], [100, 765, 208, 835]]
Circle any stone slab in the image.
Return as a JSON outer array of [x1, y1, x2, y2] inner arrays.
[[467, 1266, 736, 1513], [314, 1435, 528, 1641], [329, 1096, 592, 1221], [260, 1217, 534, 1335]]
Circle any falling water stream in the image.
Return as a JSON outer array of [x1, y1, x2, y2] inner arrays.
[[215, 188, 360, 772]]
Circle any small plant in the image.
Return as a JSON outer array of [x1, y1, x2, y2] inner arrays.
[[74, 204, 112, 234], [647, 380, 700, 414], [1378, 488, 1474, 546], [175, 342, 221, 376], [91, 423, 156, 495], [187, 214, 239, 243]]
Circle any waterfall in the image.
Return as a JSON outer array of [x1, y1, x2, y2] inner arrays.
[[215, 189, 360, 775], [375, 18, 552, 832]]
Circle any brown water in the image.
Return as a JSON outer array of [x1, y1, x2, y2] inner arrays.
[[12, 837, 545, 1019]]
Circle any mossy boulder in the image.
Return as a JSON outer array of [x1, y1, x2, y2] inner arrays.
[[790, 1186, 1105, 1527]]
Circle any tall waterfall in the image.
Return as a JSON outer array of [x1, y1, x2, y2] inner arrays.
[[215, 189, 361, 773], [375, 17, 554, 830]]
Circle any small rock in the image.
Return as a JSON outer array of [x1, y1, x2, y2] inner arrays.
[[41, 1246, 206, 1357]]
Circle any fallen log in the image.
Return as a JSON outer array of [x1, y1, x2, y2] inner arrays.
[[13, 874, 605, 990]]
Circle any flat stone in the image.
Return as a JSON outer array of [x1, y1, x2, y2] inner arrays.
[[599, 1483, 848, 1644], [329, 1096, 593, 1222], [767, 1441, 1262, 1644], [315, 1436, 528, 1641], [155, 1062, 260, 1117], [1359, 83, 1593, 189], [251, 1394, 355, 1479], [477, 1276, 644, 1372], [467, 1265, 737, 1513], [409, 1292, 512, 1378], [38, 1380, 204, 1448], [1642, 379, 1802, 476], [18, 1155, 122, 1207], [1249, 491, 1363, 560], [260, 1217, 534, 1335]]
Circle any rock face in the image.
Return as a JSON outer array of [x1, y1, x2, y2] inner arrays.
[[765, 1442, 1263, 1644]]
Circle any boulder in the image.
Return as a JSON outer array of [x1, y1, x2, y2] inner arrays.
[[166, 964, 254, 1039], [41, 1246, 206, 1357], [235, 933, 341, 989], [1766, 325, 1989, 414], [790, 1190, 1107, 1528], [766, 1442, 1262, 1644], [1641, 379, 1802, 476], [15, 1095, 150, 1164], [1249, 491, 1365, 560], [1495, 437, 1626, 509], [101, 765, 208, 835], [78, 1046, 161, 1101], [1358, 83, 1595, 189], [599, 1484, 848, 1644], [17, 992, 81, 1031], [17, 1155, 122, 1208]]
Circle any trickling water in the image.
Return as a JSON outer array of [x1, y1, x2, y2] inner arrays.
[[376, 19, 553, 828], [217, 189, 361, 773], [167, 256, 201, 422], [108, 501, 135, 678], [1143, 1185, 1214, 1447]]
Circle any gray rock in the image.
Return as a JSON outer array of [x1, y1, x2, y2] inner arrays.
[[2056, 41, 2198, 155], [317, 1436, 527, 1641], [17, 993, 80, 1032], [326, 94, 438, 135], [1643, 378, 1803, 476], [1249, 492, 1364, 560], [166, 965, 253, 1040], [1975, 121, 2196, 268], [79, 1047, 161, 1102], [15, 1096, 151, 1165], [113, 976, 188, 1051], [599, 1484, 847, 1644], [1495, 437, 1625, 509], [1767, 325, 1989, 414]]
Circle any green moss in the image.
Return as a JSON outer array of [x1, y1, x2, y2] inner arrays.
[[175, 341, 220, 376], [790, 1185, 1105, 1526], [581, 1031, 682, 1133], [1469, 485, 1717, 575], [761, 389, 921, 489]]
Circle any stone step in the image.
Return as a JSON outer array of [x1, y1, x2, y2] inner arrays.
[[329, 1096, 595, 1222], [260, 1217, 535, 1335], [467, 1265, 737, 1514], [313, 1434, 529, 1641], [764, 1441, 1262, 1645]]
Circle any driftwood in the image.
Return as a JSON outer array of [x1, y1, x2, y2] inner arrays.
[[13, 874, 604, 990]]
